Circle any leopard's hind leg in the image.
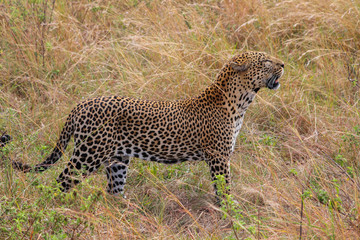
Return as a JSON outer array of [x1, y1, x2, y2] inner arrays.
[[105, 155, 130, 196], [56, 142, 107, 192]]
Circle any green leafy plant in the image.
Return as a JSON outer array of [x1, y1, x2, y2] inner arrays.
[[214, 175, 258, 240]]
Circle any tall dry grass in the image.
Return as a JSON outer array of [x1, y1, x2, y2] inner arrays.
[[0, 0, 360, 239]]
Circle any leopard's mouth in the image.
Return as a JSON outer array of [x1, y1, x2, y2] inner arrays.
[[266, 75, 281, 90]]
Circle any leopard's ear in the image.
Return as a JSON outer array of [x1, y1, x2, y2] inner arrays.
[[230, 62, 250, 72]]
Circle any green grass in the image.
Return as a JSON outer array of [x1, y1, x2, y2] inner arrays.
[[1, 0, 360, 239]]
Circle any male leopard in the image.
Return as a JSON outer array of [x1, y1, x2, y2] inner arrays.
[[1, 52, 284, 199]]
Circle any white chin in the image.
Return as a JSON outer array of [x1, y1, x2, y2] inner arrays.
[[273, 83, 280, 90]]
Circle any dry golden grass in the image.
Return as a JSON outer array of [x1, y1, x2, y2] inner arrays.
[[1, 0, 360, 239]]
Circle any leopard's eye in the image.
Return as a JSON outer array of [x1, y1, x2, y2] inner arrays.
[[261, 60, 273, 68], [261, 59, 272, 63]]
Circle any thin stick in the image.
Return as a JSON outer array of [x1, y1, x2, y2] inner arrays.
[[231, 219, 240, 240], [299, 188, 304, 240], [257, 205, 260, 240]]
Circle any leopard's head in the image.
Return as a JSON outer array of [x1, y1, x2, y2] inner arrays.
[[229, 52, 284, 91]]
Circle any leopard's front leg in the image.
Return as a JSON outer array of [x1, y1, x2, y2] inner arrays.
[[206, 153, 231, 203]]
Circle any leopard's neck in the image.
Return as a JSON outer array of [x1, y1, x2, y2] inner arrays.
[[195, 66, 258, 120]]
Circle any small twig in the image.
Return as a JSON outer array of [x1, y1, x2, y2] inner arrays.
[[41, 0, 48, 68], [231, 219, 240, 240], [71, 219, 83, 240], [20, 218, 36, 240], [257, 205, 260, 240], [49, 0, 56, 23], [299, 188, 304, 240]]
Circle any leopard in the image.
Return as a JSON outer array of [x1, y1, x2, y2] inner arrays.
[[0, 134, 11, 149], [1, 51, 284, 200]]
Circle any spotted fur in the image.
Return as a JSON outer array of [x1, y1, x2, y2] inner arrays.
[[0, 134, 11, 149], [1, 52, 284, 199]]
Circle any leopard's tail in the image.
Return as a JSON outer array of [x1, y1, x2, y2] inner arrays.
[[2, 113, 75, 173], [0, 133, 11, 148]]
